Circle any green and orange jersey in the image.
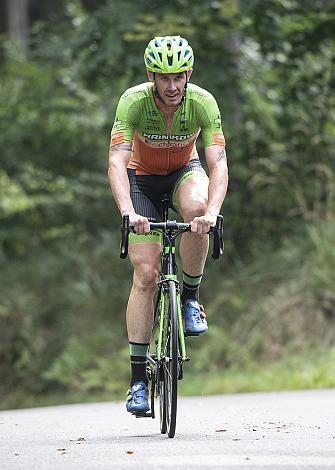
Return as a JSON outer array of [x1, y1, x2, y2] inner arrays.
[[111, 82, 225, 176]]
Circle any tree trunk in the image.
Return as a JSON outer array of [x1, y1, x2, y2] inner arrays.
[[7, 0, 30, 48]]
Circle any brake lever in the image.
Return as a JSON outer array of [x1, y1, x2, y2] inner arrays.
[[211, 215, 224, 260], [120, 215, 130, 259]]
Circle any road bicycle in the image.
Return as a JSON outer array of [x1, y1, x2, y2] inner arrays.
[[120, 196, 224, 438]]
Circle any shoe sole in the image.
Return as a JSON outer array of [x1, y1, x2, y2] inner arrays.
[[184, 329, 208, 337], [129, 409, 150, 416]]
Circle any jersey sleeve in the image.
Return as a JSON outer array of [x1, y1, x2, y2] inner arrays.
[[110, 92, 140, 146], [197, 93, 226, 148]]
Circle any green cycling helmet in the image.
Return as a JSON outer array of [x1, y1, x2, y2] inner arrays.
[[144, 36, 194, 73]]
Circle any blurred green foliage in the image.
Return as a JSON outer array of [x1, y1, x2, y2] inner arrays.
[[0, 0, 335, 408]]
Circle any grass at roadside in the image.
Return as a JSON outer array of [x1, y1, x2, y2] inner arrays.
[[2, 347, 334, 410], [179, 346, 335, 396]]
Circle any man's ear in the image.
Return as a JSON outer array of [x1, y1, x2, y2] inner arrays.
[[147, 71, 155, 82], [187, 68, 193, 80]]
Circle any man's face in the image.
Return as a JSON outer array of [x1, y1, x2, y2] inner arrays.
[[148, 70, 192, 106]]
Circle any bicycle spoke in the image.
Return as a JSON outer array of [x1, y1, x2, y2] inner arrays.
[[163, 362, 172, 381]]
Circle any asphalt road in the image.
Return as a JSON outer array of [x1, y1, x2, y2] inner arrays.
[[1, 389, 334, 469]]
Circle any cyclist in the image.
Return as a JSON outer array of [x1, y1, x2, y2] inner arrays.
[[108, 36, 228, 415]]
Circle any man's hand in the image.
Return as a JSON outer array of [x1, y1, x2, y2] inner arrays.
[[124, 211, 150, 235], [190, 214, 217, 235]]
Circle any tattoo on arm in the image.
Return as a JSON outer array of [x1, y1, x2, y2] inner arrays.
[[109, 142, 132, 152], [217, 149, 227, 162]]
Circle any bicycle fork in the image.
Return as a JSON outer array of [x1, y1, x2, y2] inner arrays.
[[157, 279, 187, 360]]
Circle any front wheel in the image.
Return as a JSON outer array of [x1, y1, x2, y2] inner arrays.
[[160, 281, 179, 438], [159, 378, 167, 434]]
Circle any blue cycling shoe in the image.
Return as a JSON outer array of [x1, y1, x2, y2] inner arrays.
[[126, 381, 150, 415], [182, 299, 208, 336]]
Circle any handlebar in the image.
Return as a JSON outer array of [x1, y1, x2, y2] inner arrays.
[[120, 215, 224, 260]]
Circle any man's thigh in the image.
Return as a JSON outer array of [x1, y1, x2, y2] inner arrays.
[[174, 170, 209, 216], [129, 241, 161, 277], [128, 169, 162, 221]]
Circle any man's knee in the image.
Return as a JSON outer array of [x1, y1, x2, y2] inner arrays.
[[129, 243, 161, 293], [133, 262, 159, 293], [180, 197, 208, 222]]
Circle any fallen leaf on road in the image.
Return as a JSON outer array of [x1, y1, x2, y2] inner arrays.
[[57, 449, 66, 452], [126, 451, 134, 454], [216, 429, 227, 432], [77, 437, 86, 441]]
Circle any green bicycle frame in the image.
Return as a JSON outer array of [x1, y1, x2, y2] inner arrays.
[[156, 240, 187, 362]]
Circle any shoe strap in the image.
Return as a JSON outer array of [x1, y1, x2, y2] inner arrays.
[[132, 388, 148, 399]]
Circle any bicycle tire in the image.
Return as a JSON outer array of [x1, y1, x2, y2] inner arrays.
[[159, 376, 167, 434], [148, 362, 156, 420], [156, 286, 167, 434], [162, 280, 178, 438]]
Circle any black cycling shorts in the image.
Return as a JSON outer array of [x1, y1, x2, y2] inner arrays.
[[127, 159, 207, 244], [128, 159, 207, 221]]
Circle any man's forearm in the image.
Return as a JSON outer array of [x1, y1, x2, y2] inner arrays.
[[108, 146, 134, 215], [207, 168, 228, 215], [206, 148, 229, 216]]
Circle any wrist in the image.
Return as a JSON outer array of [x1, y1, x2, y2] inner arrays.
[[205, 210, 218, 217], [121, 209, 135, 217]]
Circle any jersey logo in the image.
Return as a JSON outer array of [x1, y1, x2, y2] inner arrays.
[[145, 125, 161, 131], [111, 131, 125, 146], [213, 133, 226, 147], [143, 133, 194, 141], [214, 116, 222, 128], [147, 110, 159, 117]]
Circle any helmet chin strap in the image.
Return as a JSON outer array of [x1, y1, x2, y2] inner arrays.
[[153, 73, 165, 104], [153, 72, 188, 106], [181, 72, 188, 104]]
